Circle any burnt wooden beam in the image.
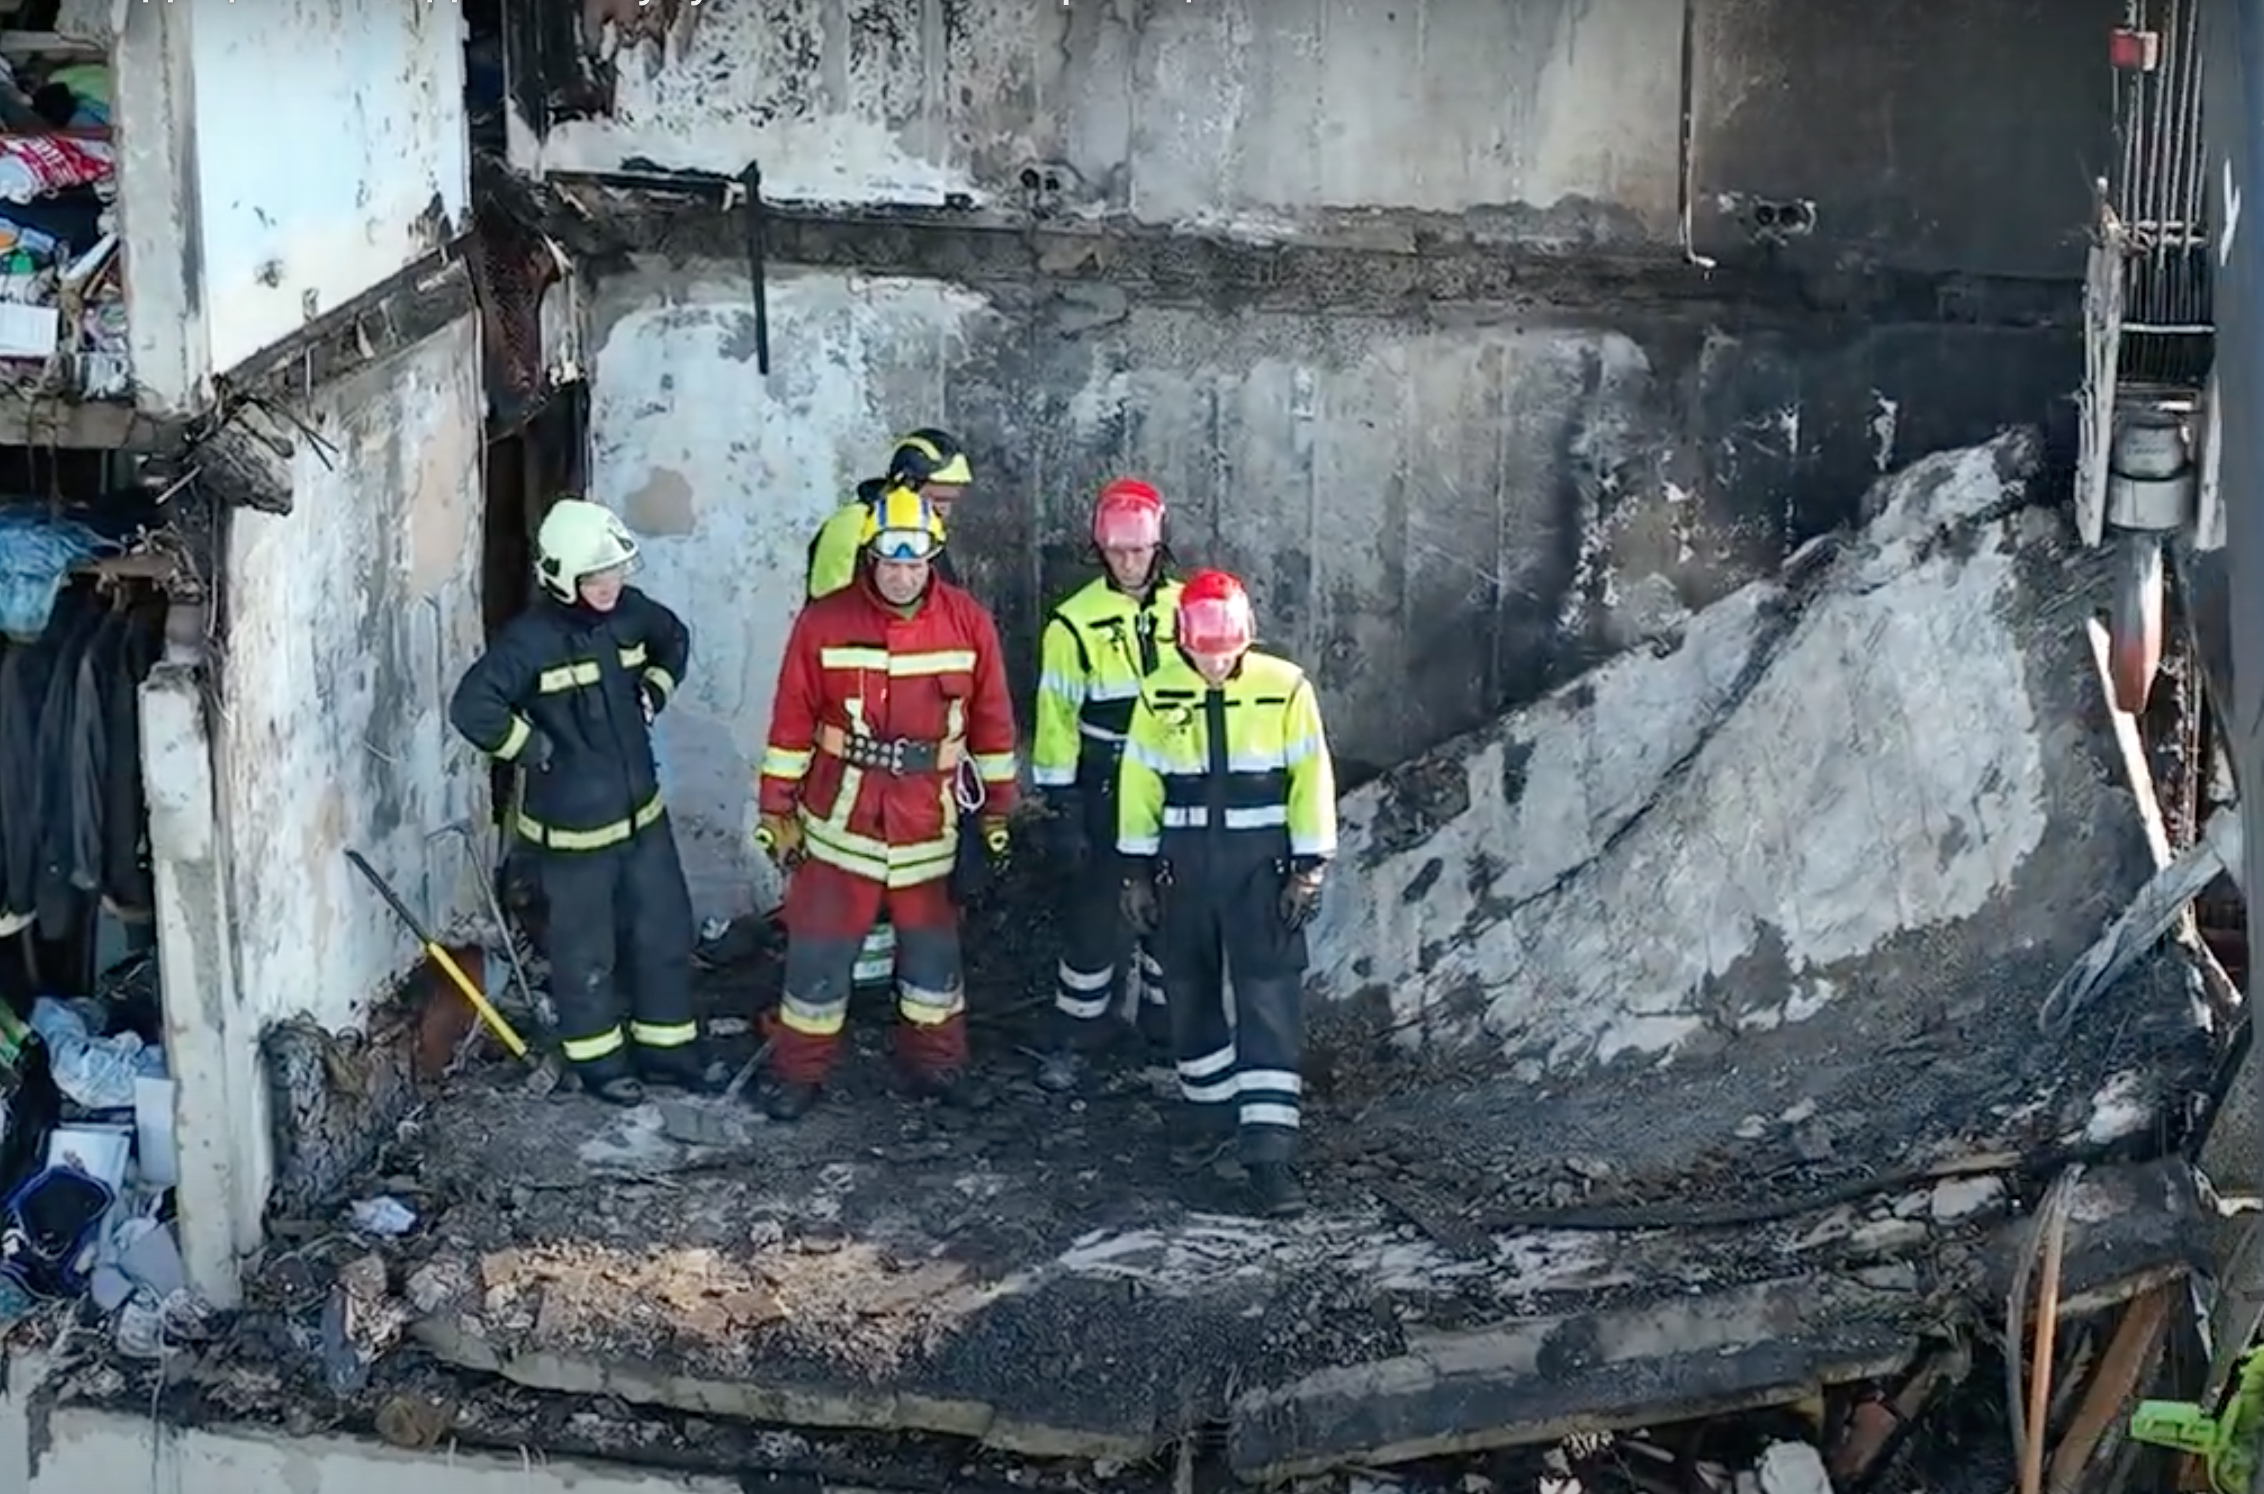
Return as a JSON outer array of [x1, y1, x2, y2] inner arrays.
[[537, 172, 2083, 333], [179, 246, 479, 515], [216, 248, 476, 405]]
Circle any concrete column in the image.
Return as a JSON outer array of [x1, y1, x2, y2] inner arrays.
[[141, 617, 261, 1308], [110, 0, 211, 415]]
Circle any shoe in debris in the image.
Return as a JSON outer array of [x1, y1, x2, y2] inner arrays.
[[1034, 1046, 1085, 1093], [1166, 1113, 1236, 1174], [591, 1075, 646, 1107], [906, 1068, 990, 1109], [640, 1055, 726, 1095], [765, 1081, 822, 1122], [1247, 1162, 1307, 1219]]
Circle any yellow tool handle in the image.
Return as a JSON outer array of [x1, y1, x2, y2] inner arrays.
[[346, 848, 532, 1062], [425, 940, 530, 1060]]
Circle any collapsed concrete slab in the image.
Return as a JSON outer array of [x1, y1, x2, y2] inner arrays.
[[229, 430, 2210, 1481], [1306, 427, 2208, 1203], [391, 1093, 2200, 1477]]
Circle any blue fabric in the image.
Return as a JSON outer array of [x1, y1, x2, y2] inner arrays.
[[0, 509, 115, 640]]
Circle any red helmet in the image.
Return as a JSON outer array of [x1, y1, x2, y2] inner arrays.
[[1092, 478, 1164, 549], [1176, 569, 1254, 657]]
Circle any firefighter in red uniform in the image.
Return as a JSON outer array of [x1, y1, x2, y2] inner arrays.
[[752, 486, 1018, 1120]]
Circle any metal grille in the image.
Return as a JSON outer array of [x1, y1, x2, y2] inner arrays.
[[2112, 0, 2214, 385], [465, 202, 557, 398]]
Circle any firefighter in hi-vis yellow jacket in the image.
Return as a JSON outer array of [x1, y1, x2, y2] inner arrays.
[[1117, 568, 1337, 1219], [1029, 479, 1185, 1092]]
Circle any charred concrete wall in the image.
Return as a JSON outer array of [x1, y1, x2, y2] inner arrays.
[[586, 254, 2075, 919], [1686, 0, 2117, 280], [113, 0, 470, 413], [527, 0, 2118, 917], [509, 0, 2114, 268], [205, 314, 488, 1213], [507, 0, 1683, 237]]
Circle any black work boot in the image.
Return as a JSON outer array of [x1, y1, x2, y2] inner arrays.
[[765, 1082, 822, 1122], [906, 1067, 990, 1109], [589, 1074, 646, 1107], [1166, 1109, 1235, 1173], [1247, 1162, 1307, 1219], [1035, 1016, 1109, 1094], [639, 1049, 719, 1094], [1034, 1046, 1086, 1093]]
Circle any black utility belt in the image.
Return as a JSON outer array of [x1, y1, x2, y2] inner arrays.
[[818, 723, 964, 776]]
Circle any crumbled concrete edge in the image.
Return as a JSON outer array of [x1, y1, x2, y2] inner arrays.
[[1306, 426, 2077, 1064], [1226, 1276, 1918, 1481], [400, 1161, 2200, 1472], [409, 1317, 1158, 1462], [1228, 1159, 2202, 1480]]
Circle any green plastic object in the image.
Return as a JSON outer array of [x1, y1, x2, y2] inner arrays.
[[2132, 1348, 2264, 1494], [0, 1002, 32, 1076]]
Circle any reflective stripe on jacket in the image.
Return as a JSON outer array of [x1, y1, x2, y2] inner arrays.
[[758, 576, 1018, 887], [1031, 575, 1183, 788], [1115, 649, 1337, 862], [448, 587, 690, 851]]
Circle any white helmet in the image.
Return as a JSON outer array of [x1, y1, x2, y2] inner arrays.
[[535, 498, 639, 602]]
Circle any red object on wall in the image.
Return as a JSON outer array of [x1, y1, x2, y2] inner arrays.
[[2110, 28, 2160, 72]]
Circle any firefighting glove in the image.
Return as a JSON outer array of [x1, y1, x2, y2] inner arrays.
[[980, 815, 1012, 869], [1121, 865, 1161, 937], [1043, 792, 1089, 866], [1277, 861, 1326, 932], [754, 812, 804, 870]]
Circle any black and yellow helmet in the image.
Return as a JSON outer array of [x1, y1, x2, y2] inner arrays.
[[885, 427, 973, 489], [858, 484, 947, 561]]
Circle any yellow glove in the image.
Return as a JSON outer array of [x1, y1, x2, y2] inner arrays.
[[755, 812, 803, 869]]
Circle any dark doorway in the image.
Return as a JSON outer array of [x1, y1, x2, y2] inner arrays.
[[479, 383, 587, 824]]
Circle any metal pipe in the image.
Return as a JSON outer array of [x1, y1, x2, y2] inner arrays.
[[423, 820, 544, 1025], [740, 160, 769, 377]]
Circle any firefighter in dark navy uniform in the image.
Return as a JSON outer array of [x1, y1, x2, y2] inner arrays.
[[450, 498, 711, 1106], [1118, 568, 1338, 1218]]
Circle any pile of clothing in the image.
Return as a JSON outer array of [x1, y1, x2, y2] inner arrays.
[[0, 55, 126, 397], [0, 957, 210, 1358]]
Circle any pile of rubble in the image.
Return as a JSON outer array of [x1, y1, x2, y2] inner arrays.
[[20, 430, 2236, 1493]]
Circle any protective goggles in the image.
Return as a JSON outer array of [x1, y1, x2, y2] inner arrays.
[[869, 528, 941, 562]]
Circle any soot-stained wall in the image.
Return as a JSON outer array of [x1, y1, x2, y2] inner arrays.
[[218, 315, 490, 1040], [584, 258, 2077, 921], [532, 0, 2118, 919]]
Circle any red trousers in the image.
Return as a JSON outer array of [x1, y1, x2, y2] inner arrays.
[[771, 858, 967, 1085]]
